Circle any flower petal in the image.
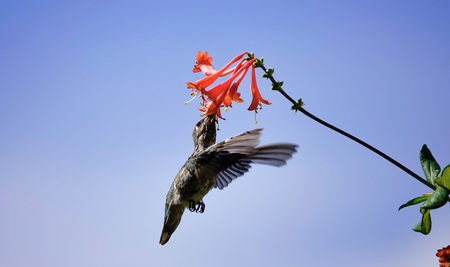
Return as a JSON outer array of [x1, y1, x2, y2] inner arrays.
[[248, 65, 271, 111], [200, 101, 224, 119], [186, 52, 247, 94], [193, 51, 216, 75]]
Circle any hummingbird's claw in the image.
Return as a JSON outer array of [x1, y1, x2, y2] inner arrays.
[[188, 200, 195, 212], [189, 200, 205, 213], [197, 201, 205, 213]]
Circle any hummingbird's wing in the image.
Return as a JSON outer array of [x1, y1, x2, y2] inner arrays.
[[197, 129, 298, 190], [214, 143, 297, 189]]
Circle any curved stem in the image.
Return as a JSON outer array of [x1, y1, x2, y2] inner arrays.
[[298, 106, 435, 190], [257, 64, 435, 191]]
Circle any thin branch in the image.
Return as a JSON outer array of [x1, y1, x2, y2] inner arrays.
[[257, 63, 436, 191]]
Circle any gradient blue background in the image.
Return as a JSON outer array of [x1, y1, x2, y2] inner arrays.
[[1, 1, 449, 266]]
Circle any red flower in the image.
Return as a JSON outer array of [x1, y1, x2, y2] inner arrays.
[[223, 71, 245, 107], [437, 245, 450, 267], [185, 51, 272, 119], [199, 101, 223, 118], [186, 52, 247, 95], [247, 64, 271, 111], [192, 51, 215, 76]]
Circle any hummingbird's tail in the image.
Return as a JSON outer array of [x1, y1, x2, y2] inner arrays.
[[249, 143, 298, 166], [159, 203, 185, 246]]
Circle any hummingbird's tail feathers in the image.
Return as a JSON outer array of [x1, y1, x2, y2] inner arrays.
[[249, 143, 298, 166], [159, 204, 185, 246]]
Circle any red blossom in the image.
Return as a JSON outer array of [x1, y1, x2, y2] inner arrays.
[[247, 64, 271, 111], [437, 245, 450, 267], [199, 101, 223, 118], [204, 59, 254, 103], [192, 51, 215, 76], [186, 51, 272, 119], [186, 52, 247, 95]]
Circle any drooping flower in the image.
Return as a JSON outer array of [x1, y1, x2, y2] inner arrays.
[[185, 51, 272, 119], [204, 59, 254, 103], [247, 64, 271, 111]]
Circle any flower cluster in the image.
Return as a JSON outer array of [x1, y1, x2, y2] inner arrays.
[[186, 51, 271, 119], [437, 245, 450, 267]]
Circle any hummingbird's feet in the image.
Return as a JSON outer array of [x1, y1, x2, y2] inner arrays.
[[188, 200, 205, 213]]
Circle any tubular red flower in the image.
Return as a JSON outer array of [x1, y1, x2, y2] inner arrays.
[[186, 52, 247, 94], [204, 59, 256, 106], [247, 65, 271, 111], [186, 51, 272, 119], [203, 78, 233, 104], [222, 65, 248, 107]]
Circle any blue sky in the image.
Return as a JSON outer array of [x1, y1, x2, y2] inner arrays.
[[1, 1, 450, 266]]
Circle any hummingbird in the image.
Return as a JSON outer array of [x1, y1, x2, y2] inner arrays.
[[159, 115, 298, 245]]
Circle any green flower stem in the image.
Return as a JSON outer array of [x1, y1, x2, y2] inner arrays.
[[298, 106, 435, 190], [257, 64, 437, 192]]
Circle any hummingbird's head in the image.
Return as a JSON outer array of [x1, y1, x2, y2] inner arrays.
[[192, 114, 217, 152]]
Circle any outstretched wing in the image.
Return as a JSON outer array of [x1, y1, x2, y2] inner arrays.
[[215, 143, 297, 189], [194, 129, 262, 188], [196, 129, 297, 190]]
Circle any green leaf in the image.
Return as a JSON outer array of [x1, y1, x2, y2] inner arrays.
[[421, 186, 449, 209], [291, 99, 304, 112], [398, 195, 429, 211], [412, 208, 431, 235], [436, 164, 450, 191], [420, 144, 440, 184], [270, 81, 283, 91]]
